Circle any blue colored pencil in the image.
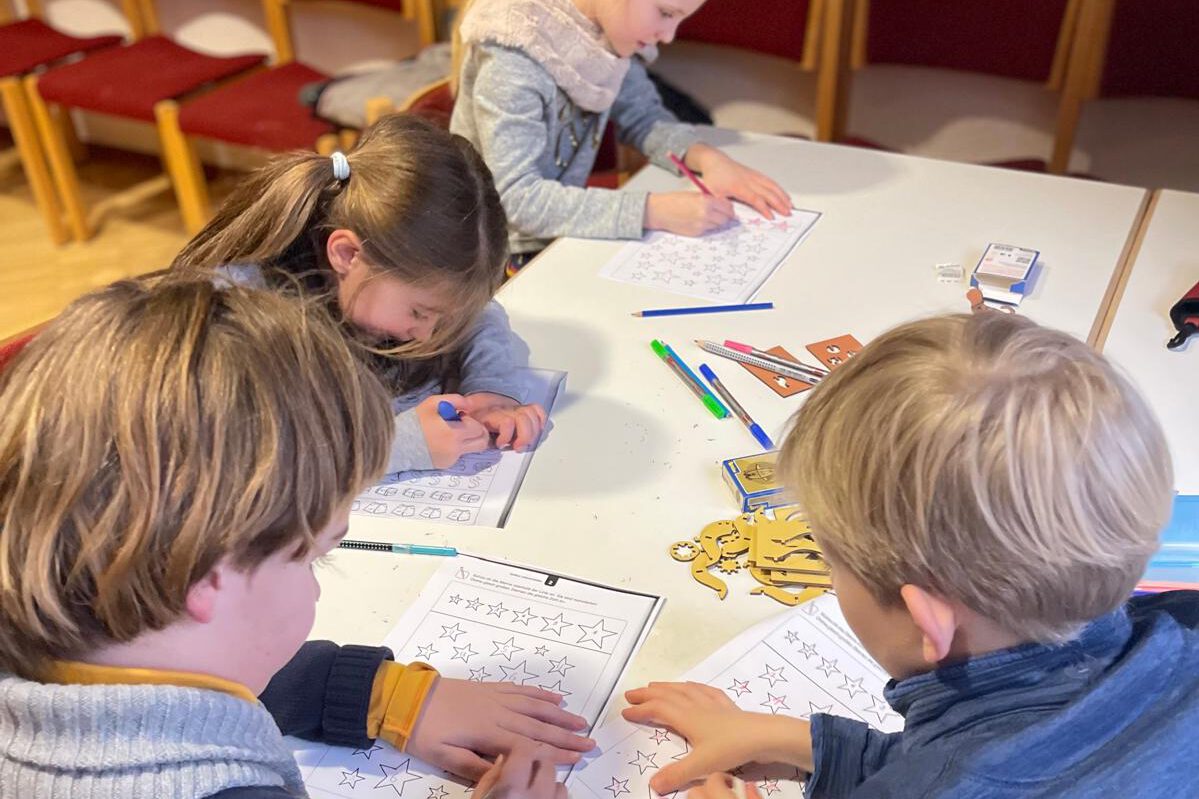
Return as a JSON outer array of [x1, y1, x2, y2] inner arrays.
[[632, 302, 774, 318]]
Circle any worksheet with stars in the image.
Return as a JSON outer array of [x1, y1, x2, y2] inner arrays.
[[599, 202, 821, 304], [286, 554, 663, 798], [566, 594, 902, 799]]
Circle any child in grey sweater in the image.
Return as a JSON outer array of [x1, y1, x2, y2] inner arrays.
[[0, 276, 591, 798], [451, 0, 793, 259]]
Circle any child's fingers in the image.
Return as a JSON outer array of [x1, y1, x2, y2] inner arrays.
[[494, 416, 517, 448], [740, 189, 774, 221], [620, 698, 681, 729], [471, 754, 505, 799], [650, 750, 728, 795], [439, 745, 495, 782], [510, 410, 539, 451]]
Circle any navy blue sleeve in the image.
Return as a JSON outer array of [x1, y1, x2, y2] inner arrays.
[[805, 713, 903, 799], [1128, 590, 1199, 630], [258, 640, 393, 749]]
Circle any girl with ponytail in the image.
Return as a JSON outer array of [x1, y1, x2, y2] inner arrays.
[[173, 114, 546, 473]]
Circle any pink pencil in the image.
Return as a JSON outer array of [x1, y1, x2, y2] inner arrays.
[[668, 151, 712, 196]]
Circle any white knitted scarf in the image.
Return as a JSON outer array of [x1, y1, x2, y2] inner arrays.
[[458, 0, 657, 113]]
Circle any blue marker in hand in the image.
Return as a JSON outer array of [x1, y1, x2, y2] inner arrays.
[[436, 400, 461, 422]]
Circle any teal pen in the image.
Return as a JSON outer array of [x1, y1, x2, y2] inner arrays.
[[339, 539, 458, 556], [663, 343, 731, 416], [650, 339, 728, 419]]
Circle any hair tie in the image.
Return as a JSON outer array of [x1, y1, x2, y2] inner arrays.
[[331, 151, 350, 182]]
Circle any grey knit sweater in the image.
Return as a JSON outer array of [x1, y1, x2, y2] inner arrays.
[[452, 44, 700, 254], [0, 675, 306, 799]]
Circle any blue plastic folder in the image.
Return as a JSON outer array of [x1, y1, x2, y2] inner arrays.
[[1143, 494, 1199, 584]]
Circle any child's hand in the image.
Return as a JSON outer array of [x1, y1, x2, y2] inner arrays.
[[690, 774, 763, 799], [685, 143, 791, 221], [409, 677, 595, 781], [622, 682, 812, 794], [470, 741, 568, 799], [462, 393, 548, 452], [416, 394, 490, 469], [645, 192, 736, 237]]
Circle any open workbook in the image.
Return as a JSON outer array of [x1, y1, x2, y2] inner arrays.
[[568, 593, 902, 799], [351, 369, 566, 528], [287, 554, 663, 798]]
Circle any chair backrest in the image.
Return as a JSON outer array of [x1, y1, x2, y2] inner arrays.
[[1099, 0, 1199, 100], [677, 0, 816, 65], [263, 0, 434, 64], [856, 0, 1075, 84]]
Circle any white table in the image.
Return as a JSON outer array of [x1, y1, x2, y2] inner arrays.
[[313, 132, 1151, 697], [1099, 189, 1199, 493]]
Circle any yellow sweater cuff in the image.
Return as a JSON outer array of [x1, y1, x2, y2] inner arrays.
[[367, 661, 439, 751]]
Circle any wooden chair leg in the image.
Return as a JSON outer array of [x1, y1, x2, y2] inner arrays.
[[1, 77, 69, 244], [154, 101, 211, 235], [50, 103, 87, 163], [315, 133, 339, 156], [815, 0, 856, 142], [365, 96, 394, 126], [23, 75, 90, 241], [413, 0, 437, 47]]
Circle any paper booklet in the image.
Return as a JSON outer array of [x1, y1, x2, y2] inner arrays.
[[288, 554, 664, 798], [352, 369, 566, 528], [568, 593, 903, 799], [600, 203, 820, 304]]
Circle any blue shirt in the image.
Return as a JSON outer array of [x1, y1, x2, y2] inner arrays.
[[807, 591, 1199, 798]]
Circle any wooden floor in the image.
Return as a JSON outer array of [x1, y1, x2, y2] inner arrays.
[[0, 141, 237, 340]]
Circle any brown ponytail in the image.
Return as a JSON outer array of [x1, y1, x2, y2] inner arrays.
[[172, 114, 508, 390]]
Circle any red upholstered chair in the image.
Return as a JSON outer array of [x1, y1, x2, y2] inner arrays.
[[0, 0, 122, 243], [1051, 0, 1199, 178], [157, 0, 436, 234], [843, 0, 1081, 170], [23, 0, 266, 241], [0, 324, 43, 375], [668, 0, 854, 141]]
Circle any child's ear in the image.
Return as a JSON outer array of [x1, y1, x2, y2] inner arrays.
[[184, 567, 225, 625], [326, 229, 365, 278], [900, 584, 958, 664]]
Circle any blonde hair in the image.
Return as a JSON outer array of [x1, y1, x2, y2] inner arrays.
[[0, 276, 393, 679], [172, 114, 507, 390], [780, 313, 1172, 642]]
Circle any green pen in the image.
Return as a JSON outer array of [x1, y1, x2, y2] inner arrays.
[[651, 339, 729, 420]]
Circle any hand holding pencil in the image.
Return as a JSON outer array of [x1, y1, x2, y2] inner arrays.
[[672, 144, 792, 221]]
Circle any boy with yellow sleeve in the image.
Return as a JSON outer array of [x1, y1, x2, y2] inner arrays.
[[0, 277, 591, 798], [625, 313, 1198, 798]]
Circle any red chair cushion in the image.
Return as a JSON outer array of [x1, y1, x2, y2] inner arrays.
[[0, 18, 121, 78], [1102, 0, 1199, 100], [0, 330, 37, 374], [403, 79, 454, 128], [177, 61, 334, 151], [678, 0, 812, 62], [865, 0, 1069, 81], [36, 35, 264, 121]]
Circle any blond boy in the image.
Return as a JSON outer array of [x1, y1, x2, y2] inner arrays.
[[625, 312, 1198, 798], [0, 277, 590, 799]]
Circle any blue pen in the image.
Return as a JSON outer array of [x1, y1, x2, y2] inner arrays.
[[664, 344, 730, 417], [436, 400, 461, 422], [633, 302, 774, 318], [340, 539, 458, 557], [699, 363, 774, 450]]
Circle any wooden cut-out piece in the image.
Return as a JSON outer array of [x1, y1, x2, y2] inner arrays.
[[806, 334, 863, 370]]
